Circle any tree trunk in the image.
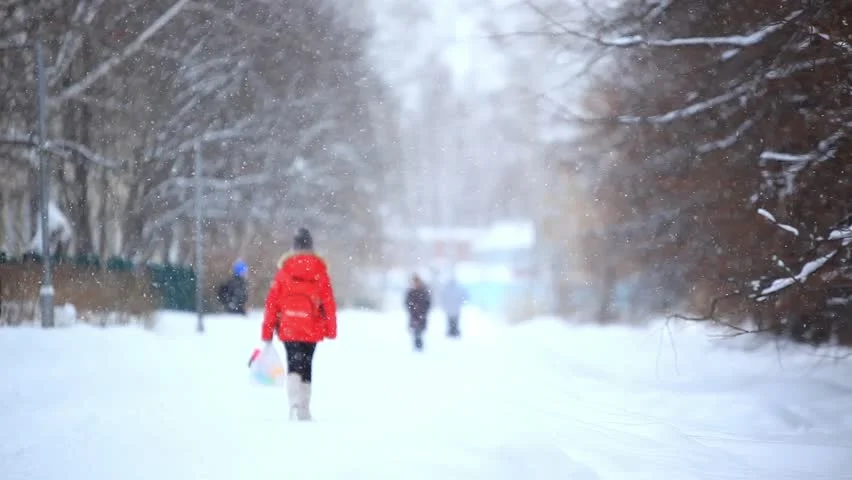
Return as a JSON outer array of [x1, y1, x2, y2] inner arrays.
[[0, 190, 7, 252], [99, 167, 109, 261], [595, 263, 617, 324], [73, 161, 92, 254], [71, 34, 94, 255], [26, 168, 38, 252]]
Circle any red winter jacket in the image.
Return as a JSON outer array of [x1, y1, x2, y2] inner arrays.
[[262, 252, 337, 343]]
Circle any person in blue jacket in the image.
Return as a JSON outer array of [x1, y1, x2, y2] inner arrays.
[[441, 276, 469, 337], [217, 259, 249, 315]]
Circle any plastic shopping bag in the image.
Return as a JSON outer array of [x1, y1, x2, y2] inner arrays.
[[248, 343, 286, 386]]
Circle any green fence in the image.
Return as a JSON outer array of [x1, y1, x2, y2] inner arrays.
[[0, 253, 197, 312], [146, 263, 196, 311]]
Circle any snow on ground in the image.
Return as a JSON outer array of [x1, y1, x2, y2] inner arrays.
[[1, 308, 852, 479]]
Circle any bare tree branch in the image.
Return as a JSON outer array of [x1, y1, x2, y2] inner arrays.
[[0, 133, 119, 168], [51, 0, 191, 105]]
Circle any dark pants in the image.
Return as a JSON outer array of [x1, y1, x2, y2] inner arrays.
[[447, 315, 460, 337], [410, 316, 426, 351], [283, 341, 317, 383], [225, 304, 246, 315]]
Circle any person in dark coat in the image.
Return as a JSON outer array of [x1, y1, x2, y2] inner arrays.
[[217, 259, 249, 315], [405, 274, 432, 351]]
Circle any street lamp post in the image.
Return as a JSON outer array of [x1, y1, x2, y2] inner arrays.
[[2, 37, 104, 328]]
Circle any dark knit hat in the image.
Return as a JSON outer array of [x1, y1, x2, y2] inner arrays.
[[293, 227, 313, 251]]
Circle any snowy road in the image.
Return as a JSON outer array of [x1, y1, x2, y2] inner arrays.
[[2, 309, 852, 479]]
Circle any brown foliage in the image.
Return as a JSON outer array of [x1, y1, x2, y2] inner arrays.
[[204, 231, 377, 312], [0, 263, 158, 325], [574, 0, 852, 344]]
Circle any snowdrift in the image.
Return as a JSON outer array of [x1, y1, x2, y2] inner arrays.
[[0, 308, 850, 479]]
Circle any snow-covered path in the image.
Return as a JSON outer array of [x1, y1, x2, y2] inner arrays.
[[2, 309, 852, 479]]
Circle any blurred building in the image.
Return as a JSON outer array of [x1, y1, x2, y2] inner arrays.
[[382, 220, 554, 317]]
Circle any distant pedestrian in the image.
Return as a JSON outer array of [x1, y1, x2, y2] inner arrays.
[[405, 274, 431, 351], [217, 259, 249, 315], [441, 276, 469, 337]]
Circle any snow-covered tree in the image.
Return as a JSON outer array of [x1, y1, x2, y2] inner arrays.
[[569, 0, 852, 343], [0, 0, 391, 286]]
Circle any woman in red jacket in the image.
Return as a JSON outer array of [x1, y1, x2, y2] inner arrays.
[[262, 228, 337, 421]]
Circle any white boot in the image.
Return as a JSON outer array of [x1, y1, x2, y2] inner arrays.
[[297, 382, 312, 421], [286, 373, 302, 421]]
